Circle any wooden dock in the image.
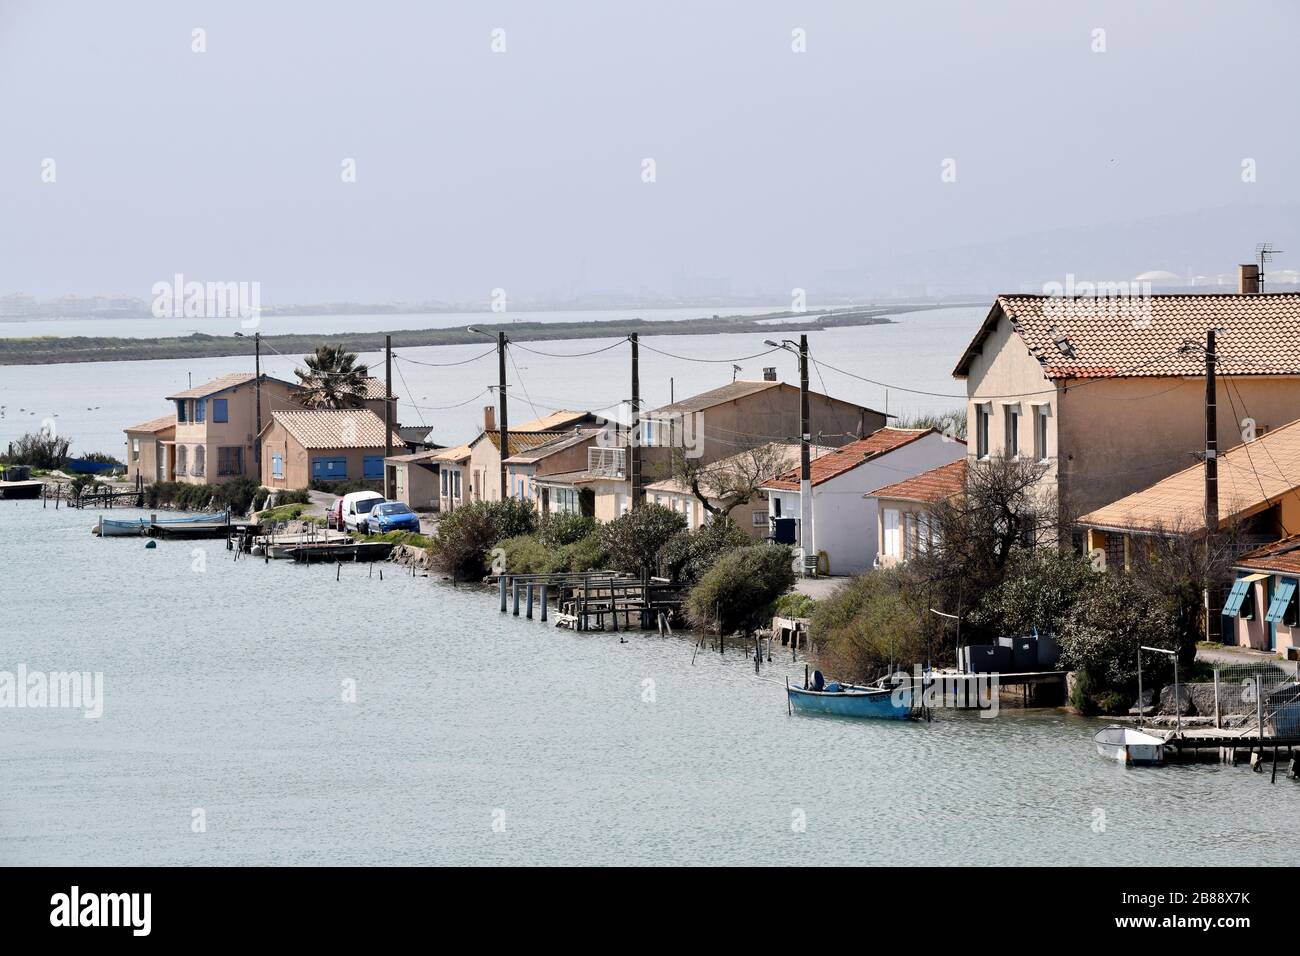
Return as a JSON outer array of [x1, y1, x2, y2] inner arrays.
[[494, 571, 686, 631], [0, 479, 43, 500]]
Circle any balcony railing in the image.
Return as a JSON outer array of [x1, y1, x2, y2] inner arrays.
[[587, 447, 626, 478]]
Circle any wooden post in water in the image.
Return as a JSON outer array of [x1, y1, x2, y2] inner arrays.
[[499, 575, 507, 612], [525, 583, 534, 620], [512, 581, 520, 616], [540, 583, 548, 622]]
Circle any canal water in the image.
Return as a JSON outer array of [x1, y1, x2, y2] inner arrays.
[[3, 502, 1296, 866]]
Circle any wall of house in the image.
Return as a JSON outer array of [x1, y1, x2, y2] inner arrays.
[[260, 424, 386, 491], [394, 462, 439, 510], [645, 486, 771, 539], [873, 496, 934, 568], [174, 380, 298, 485], [125, 430, 172, 483], [468, 439, 504, 501], [964, 310, 1300, 518], [436, 462, 468, 512]]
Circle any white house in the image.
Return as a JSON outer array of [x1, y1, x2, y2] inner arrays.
[[761, 427, 966, 575]]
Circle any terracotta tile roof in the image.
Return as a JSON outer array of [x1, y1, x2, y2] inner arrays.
[[513, 410, 596, 432], [953, 293, 1300, 380], [867, 459, 967, 503], [649, 379, 884, 417], [1078, 416, 1300, 533], [431, 443, 472, 463], [502, 428, 601, 464], [269, 409, 403, 450], [124, 414, 176, 434], [762, 428, 938, 491], [166, 372, 292, 400], [482, 430, 572, 455], [1237, 534, 1300, 576]]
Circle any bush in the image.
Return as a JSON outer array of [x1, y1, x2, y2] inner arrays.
[[143, 477, 262, 516], [600, 504, 686, 578], [496, 534, 560, 575], [557, 533, 607, 572], [662, 517, 750, 585], [971, 550, 1095, 638], [364, 529, 434, 550], [309, 477, 381, 495], [538, 512, 598, 548], [257, 503, 307, 525], [430, 499, 537, 580], [774, 592, 816, 619], [810, 570, 929, 682], [687, 544, 795, 636], [4, 431, 71, 469], [1058, 572, 1176, 712]]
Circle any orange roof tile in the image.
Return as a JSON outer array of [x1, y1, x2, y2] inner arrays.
[[166, 372, 292, 400], [762, 428, 938, 491], [1236, 533, 1300, 576], [867, 459, 967, 503], [268, 410, 403, 450], [124, 414, 176, 434], [953, 293, 1300, 380]]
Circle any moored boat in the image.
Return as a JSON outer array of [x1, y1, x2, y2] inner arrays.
[[786, 671, 914, 720], [96, 511, 229, 536], [1093, 725, 1167, 766]]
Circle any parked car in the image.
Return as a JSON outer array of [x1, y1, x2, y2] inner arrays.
[[327, 497, 345, 530], [340, 490, 386, 532], [365, 501, 421, 535]]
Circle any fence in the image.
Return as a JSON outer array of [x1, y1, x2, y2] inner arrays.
[[1209, 661, 1300, 737]]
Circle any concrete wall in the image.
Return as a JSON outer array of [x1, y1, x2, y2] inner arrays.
[[394, 461, 439, 510], [645, 486, 771, 539], [125, 429, 172, 483], [872, 496, 933, 568], [260, 420, 385, 492]]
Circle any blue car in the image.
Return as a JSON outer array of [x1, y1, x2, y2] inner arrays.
[[365, 502, 422, 534]]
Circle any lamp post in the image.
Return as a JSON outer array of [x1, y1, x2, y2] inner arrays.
[[765, 336, 812, 569]]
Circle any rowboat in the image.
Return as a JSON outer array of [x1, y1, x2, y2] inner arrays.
[[1093, 725, 1167, 766], [786, 671, 914, 720], [96, 511, 229, 537]]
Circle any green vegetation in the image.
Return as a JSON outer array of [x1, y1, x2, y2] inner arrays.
[[363, 529, 435, 550], [773, 592, 816, 619], [252, 487, 310, 512], [309, 477, 381, 495], [600, 504, 687, 578], [3, 430, 71, 468], [295, 345, 370, 409], [810, 570, 933, 681], [686, 544, 795, 637], [257, 503, 308, 524], [430, 499, 540, 581], [663, 517, 750, 585], [143, 477, 266, 516]]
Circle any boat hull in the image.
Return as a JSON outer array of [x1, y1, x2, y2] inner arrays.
[[787, 684, 913, 720], [98, 511, 229, 537], [1093, 726, 1166, 766]]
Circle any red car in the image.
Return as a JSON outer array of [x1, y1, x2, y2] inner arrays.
[[327, 497, 344, 530]]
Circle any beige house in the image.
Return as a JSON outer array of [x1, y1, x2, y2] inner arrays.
[[503, 429, 604, 505], [431, 443, 471, 512], [166, 373, 299, 484], [643, 442, 807, 540], [465, 407, 602, 502], [866, 459, 967, 567], [1227, 537, 1300, 659], [123, 414, 176, 484], [385, 447, 445, 511], [259, 409, 403, 490], [533, 444, 633, 521], [952, 278, 1300, 528]]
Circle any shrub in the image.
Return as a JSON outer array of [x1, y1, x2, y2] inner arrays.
[[810, 570, 929, 682], [310, 477, 381, 495], [143, 477, 261, 515], [774, 592, 816, 619], [663, 516, 750, 585], [600, 504, 686, 578], [971, 550, 1095, 638], [557, 533, 607, 572], [538, 512, 598, 548], [430, 499, 537, 580], [496, 535, 559, 575], [687, 544, 795, 636], [257, 503, 307, 525], [4, 431, 71, 469]]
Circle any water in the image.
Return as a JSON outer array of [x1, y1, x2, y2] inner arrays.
[[0, 307, 980, 456], [3, 502, 1297, 866]]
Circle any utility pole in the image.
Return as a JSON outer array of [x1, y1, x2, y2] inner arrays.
[[497, 331, 509, 501], [630, 332, 641, 508], [254, 331, 262, 483], [384, 334, 393, 500], [1205, 329, 1221, 642], [799, 334, 813, 569]]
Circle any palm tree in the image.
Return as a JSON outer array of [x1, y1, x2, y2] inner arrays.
[[294, 345, 369, 409]]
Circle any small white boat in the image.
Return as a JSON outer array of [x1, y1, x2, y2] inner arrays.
[[1094, 725, 1167, 766]]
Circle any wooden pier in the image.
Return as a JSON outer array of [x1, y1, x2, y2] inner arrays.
[[494, 571, 687, 631]]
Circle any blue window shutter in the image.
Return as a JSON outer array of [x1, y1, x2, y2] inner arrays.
[[176, 400, 187, 423], [1223, 578, 1251, 617], [364, 455, 383, 479], [213, 399, 228, 423], [272, 453, 283, 479], [195, 399, 205, 422], [1265, 579, 1296, 623]]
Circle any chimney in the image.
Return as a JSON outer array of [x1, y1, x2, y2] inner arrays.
[[762, 367, 777, 382], [1239, 263, 1260, 294], [484, 406, 496, 431]]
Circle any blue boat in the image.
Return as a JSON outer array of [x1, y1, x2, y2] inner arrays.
[[786, 671, 915, 720], [64, 458, 122, 475], [97, 511, 229, 537]]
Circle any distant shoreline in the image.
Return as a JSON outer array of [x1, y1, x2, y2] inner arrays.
[[0, 304, 978, 366]]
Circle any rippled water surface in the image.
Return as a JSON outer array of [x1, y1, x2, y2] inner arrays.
[[3, 503, 1297, 866]]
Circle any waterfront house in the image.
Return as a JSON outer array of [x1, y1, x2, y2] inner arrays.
[[465, 407, 602, 502], [638, 375, 887, 478], [123, 414, 176, 484], [1226, 536, 1300, 659], [761, 428, 966, 574], [385, 446, 446, 511], [258, 409, 404, 490], [1076, 415, 1300, 572], [503, 428, 604, 505], [431, 443, 472, 512], [952, 272, 1300, 529], [533, 443, 635, 520], [866, 458, 968, 567], [642, 442, 816, 540], [166, 373, 299, 484]]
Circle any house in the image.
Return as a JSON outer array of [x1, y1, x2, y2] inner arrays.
[[533, 444, 634, 520], [166, 373, 300, 484], [465, 407, 602, 502], [867, 459, 968, 567], [638, 377, 887, 477], [1225, 536, 1300, 659], [385, 447, 445, 511], [761, 428, 966, 574], [952, 274, 1300, 527], [258, 409, 404, 490], [431, 443, 471, 512], [642, 442, 816, 540], [503, 428, 604, 505], [123, 414, 176, 484], [1076, 416, 1300, 573]]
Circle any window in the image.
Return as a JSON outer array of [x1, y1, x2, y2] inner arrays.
[[176, 400, 187, 424], [453, 471, 462, 499], [643, 420, 655, 447], [752, 510, 767, 527], [363, 455, 384, 479], [212, 399, 229, 423], [441, 470, 449, 496], [312, 456, 348, 481], [195, 399, 206, 423], [192, 445, 205, 477], [131, 438, 140, 461], [1223, 578, 1253, 618], [1003, 404, 1020, 457], [1033, 405, 1050, 461], [773, 497, 782, 518], [883, 508, 901, 557], [176, 444, 188, 475], [271, 452, 283, 479], [1266, 579, 1298, 626], [975, 404, 991, 459], [904, 512, 918, 557], [218, 446, 244, 476]]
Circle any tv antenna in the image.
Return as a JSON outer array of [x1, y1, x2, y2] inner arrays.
[[1256, 242, 1284, 291]]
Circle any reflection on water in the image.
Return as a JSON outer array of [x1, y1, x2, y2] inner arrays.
[[2, 504, 1296, 866]]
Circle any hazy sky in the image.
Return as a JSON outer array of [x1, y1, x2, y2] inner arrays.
[[2, 0, 1297, 303]]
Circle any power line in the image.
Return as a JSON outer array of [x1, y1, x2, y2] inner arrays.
[[637, 342, 784, 364], [512, 338, 629, 358], [391, 347, 498, 368]]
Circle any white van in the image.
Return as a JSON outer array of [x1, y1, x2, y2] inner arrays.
[[341, 491, 386, 532]]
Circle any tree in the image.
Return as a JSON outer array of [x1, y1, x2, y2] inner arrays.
[[662, 516, 750, 585], [294, 345, 369, 409], [809, 569, 930, 682], [668, 442, 793, 521], [5, 430, 71, 469], [894, 408, 967, 441], [971, 549, 1096, 638], [430, 499, 537, 581], [687, 544, 795, 637], [599, 504, 686, 578]]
